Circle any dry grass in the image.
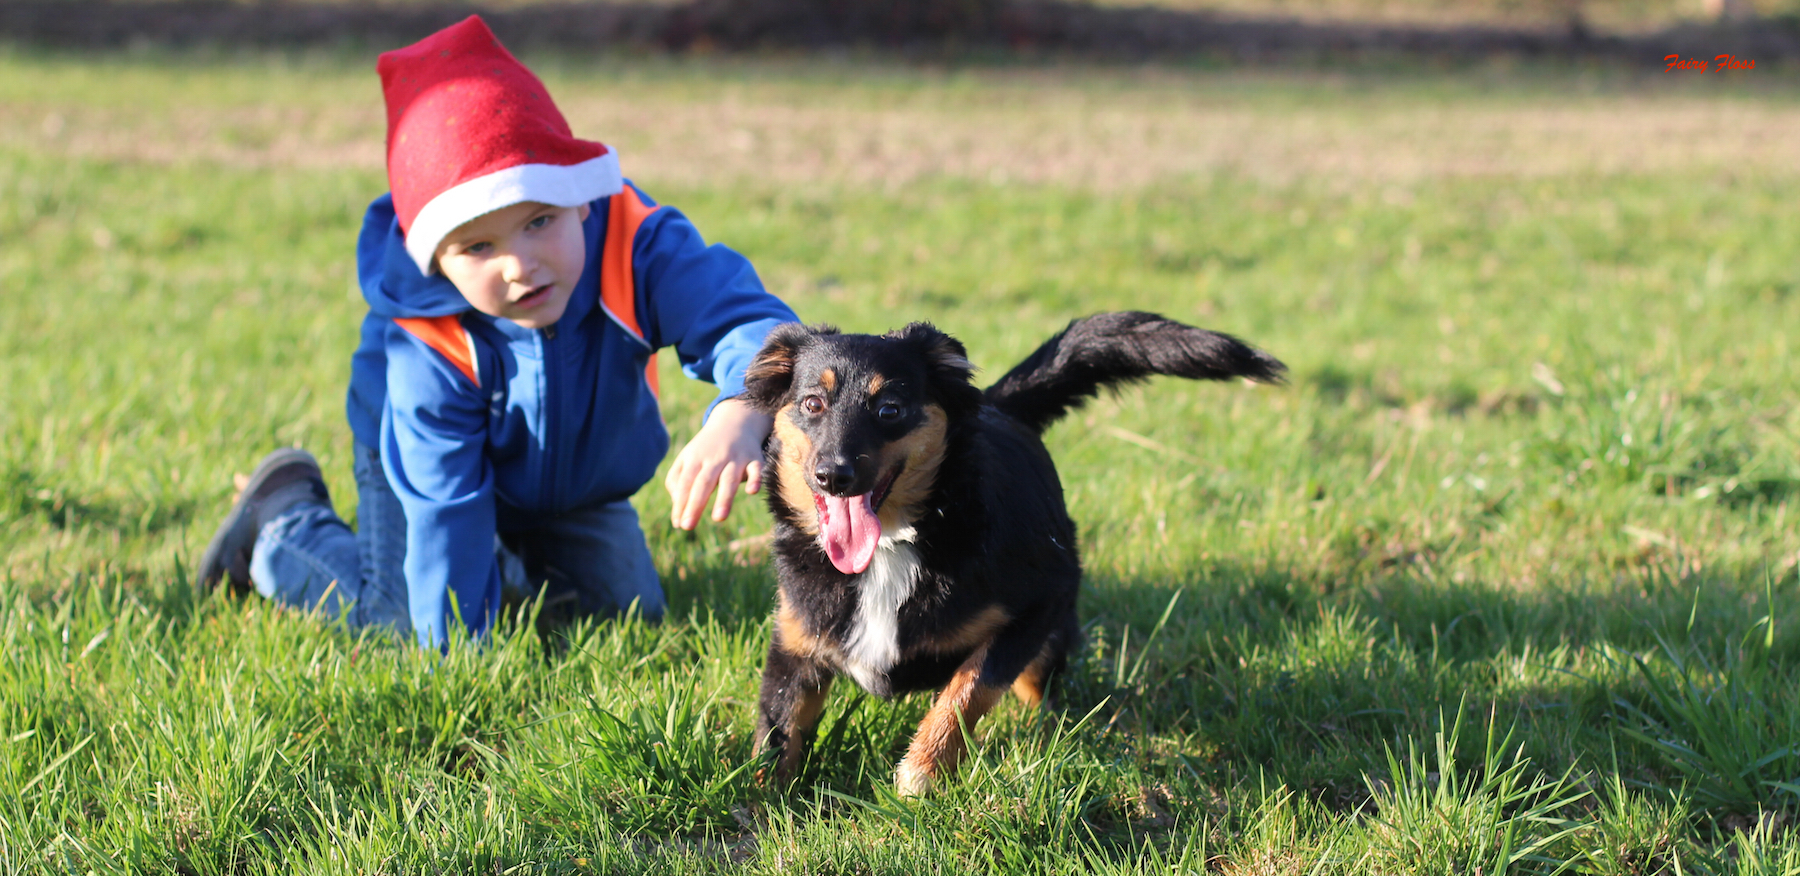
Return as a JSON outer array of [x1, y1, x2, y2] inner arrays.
[[564, 85, 1800, 187], [5, 61, 1798, 188], [93, 0, 1800, 33], [1099, 0, 1800, 33]]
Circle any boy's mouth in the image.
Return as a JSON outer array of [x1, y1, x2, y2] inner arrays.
[[512, 284, 553, 309]]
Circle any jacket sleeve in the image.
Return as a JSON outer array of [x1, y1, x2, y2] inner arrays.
[[379, 322, 501, 648], [627, 186, 799, 412]]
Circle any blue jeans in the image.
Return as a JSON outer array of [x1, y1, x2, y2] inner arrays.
[[249, 442, 664, 638]]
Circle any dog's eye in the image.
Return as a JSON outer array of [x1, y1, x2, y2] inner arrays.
[[801, 395, 825, 415], [876, 402, 901, 421]]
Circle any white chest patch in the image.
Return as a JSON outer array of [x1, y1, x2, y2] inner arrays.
[[841, 525, 921, 691]]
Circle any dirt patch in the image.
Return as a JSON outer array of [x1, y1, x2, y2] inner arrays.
[[7, 2, 1797, 186], [8, 73, 1800, 187], [592, 94, 1800, 187], [2, 0, 1798, 65]]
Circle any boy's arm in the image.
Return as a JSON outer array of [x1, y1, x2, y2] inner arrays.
[[626, 185, 798, 409], [381, 323, 503, 647], [625, 184, 798, 527]]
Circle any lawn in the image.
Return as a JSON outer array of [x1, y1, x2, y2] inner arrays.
[[3, 45, 1800, 873]]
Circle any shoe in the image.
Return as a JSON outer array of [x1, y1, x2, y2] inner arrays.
[[198, 448, 332, 594]]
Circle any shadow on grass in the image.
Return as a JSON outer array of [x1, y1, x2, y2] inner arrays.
[[17, 539, 1794, 857], [659, 547, 777, 630], [0, 463, 195, 536], [1064, 557, 1798, 794], [636, 519, 1800, 803]]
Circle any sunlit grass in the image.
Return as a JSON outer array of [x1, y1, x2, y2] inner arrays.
[[2, 48, 1800, 872]]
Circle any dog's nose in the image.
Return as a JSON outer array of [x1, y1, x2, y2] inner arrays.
[[813, 461, 856, 495]]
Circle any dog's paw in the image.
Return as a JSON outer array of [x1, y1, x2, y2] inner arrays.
[[894, 762, 936, 798]]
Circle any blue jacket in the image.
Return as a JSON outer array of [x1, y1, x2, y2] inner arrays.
[[348, 182, 796, 646]]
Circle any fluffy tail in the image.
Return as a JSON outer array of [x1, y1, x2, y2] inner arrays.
[[984, 311, 1285, 434]]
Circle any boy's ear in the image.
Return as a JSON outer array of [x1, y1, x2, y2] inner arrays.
[[887, 322, 982, 415], [742, 322, 834, 412]]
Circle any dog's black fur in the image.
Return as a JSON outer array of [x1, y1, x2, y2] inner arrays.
[[740, 311, 1284, 794]]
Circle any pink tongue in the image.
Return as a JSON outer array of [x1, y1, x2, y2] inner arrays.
[[817, 493, 881, 574]]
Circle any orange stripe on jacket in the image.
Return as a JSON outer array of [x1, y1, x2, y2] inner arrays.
[[602, 185, 662, 397], [392, 190, 658, 394], [394, 315, 479, 386]]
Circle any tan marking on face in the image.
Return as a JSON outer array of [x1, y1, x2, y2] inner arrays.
[[772, 404, 820, 535], [894, 646, 1006, 797], [818, 368, 836, 393], [866, 374, 885, 395], [875, 404, 948, 532], [910, 604, 1011, 658]]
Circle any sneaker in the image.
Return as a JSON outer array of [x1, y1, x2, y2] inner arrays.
[[198, 448, 332, 593]]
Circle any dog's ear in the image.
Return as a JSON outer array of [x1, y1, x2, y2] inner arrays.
[[742, 323, 834, 412], [889, 322, 982, 416]]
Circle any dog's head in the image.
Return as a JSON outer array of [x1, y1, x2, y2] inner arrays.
[[742, 322, 982, 574]]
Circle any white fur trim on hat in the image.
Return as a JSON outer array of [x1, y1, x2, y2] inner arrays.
[[404, 151, 623, 274]]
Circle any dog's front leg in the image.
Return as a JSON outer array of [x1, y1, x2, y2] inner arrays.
[[893, 645, 1010, 797], [754, 635, 834, 784]]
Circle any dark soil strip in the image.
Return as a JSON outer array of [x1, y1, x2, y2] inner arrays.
[[3, 0, 1797, 66]]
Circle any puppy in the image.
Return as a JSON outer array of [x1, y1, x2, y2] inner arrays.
[[739, 311, 1284, 795]]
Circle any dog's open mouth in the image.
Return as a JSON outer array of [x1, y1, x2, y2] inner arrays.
[[813, 468, 899, 575]]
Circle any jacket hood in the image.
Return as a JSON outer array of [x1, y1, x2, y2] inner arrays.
[[358, 193, 476, 319]]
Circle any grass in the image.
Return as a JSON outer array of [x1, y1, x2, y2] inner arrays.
[[2, 45, 1800, 872]]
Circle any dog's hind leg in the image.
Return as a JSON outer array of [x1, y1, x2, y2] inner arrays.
[[1010, 606, 1078, 709], [754, 635, 835, 784], [1010, 645, 1058, 709]]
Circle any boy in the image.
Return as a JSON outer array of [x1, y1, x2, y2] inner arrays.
[[198, 16, 797, 647]]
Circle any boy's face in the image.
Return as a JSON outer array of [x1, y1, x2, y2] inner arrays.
[[435, 201, 590, 330]]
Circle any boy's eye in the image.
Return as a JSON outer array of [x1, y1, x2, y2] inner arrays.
[[461, 242, 491, 256], [876, 402, 901, 421], [801, 396, 825, 415], [526, 214, 552, 230]]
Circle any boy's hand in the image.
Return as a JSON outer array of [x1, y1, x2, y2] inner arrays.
[[665, 398, 773, 531]]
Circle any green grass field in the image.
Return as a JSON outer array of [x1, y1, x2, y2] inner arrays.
[[3, 46, 1800, 873]]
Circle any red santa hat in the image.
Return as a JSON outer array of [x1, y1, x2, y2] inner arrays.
[[378, 16, 621, 274]]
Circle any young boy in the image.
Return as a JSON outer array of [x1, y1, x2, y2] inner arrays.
[[198, 16, 797, 647]]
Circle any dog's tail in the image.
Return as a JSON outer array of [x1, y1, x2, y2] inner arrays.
[[984, 311, 1285, 434]]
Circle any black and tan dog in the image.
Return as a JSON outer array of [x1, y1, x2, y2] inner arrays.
[[740, 311, 1284, 795]]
